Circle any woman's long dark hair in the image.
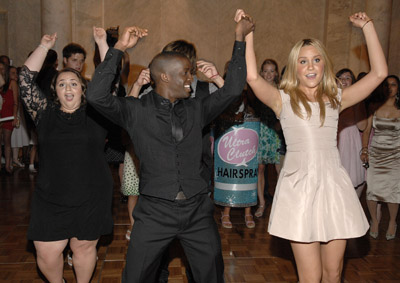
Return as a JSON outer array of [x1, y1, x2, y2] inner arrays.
[[0, 62, 10, 92], [386, 75, 400, 109]]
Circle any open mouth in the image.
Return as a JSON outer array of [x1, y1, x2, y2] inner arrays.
[[306, 73, 317, 79], [65, 94, 74, 102]]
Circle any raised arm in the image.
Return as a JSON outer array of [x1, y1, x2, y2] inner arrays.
[[235, 9, 281, 116], [196, 60, 224, 88], [86, 26, 148, 127], [341, 12, 388, 110], [93, 27, 109, 62], [201, 10, 254, 125], [19, 33, 57, 123], [114, 26, 148, 53], [25, 33, 57, 72], [128, 68, 150, 98]]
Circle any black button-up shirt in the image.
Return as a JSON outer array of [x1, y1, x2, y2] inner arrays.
[[87, 41, 246, 200]]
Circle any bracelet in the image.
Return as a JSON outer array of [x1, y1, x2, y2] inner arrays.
[[210, 73, 219, 79], [362, 19, 373, 29], [360, 148, 369, 155], [38, 44, 49, 52]]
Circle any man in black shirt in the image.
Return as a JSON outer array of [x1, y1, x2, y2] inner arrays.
[[87, 16, 254, 283]]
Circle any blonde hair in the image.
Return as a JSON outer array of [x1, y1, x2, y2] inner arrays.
[[280, 38, 339, 126]]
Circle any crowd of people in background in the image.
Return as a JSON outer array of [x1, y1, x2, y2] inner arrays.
[[0, 7, 398, 283]]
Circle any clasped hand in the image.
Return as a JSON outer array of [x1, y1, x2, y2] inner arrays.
[[234, 9, 255, 41], [114, 26, 148, 52]]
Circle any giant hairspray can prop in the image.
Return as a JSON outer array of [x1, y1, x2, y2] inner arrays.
[[213, 118, 260, 207]]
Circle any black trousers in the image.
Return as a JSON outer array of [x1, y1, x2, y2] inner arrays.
[[122, 193, 224, 283]]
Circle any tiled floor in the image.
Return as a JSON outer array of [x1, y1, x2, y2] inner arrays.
[[1, 165, 400, 282]]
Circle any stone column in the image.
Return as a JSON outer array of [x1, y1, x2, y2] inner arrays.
[[388, 0, 400, 75], [41, 0, 72, 67], [366, 0, 391, 57], [357, 0, 392, 72], [347, 0, 392, 75]]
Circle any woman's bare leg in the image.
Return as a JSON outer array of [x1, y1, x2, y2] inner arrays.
[[127, 195, 139, 228], [255, 164, 266, 217], [387, 203, 399, 236], [367, 199, 379, 234], [291, 241, 322, 283], [321, 240, 346, 283], [34, 239, 69, 283], [70, 237, 99, 283]]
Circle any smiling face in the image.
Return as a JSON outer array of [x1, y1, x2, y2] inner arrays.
[[166, 56, 193, 101], [261, 63, 278, 85], [338, 71, 353, 89], [55, 71, 83, 113], [296, 45, 325, 94]]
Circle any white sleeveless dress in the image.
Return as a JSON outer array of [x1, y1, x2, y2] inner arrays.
[[268, 90, 369, 242]]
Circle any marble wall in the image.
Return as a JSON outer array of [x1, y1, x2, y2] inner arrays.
[[0, 0, 398, 84], [388, 0, 400, 76], [74, 0, 327, 82], [0, 0, 41, 66]]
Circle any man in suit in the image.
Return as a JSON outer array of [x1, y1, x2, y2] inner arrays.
[[87, 15, 254, 283]]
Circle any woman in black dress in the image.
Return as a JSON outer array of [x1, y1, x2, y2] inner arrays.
[[19, 33, 113, 283]]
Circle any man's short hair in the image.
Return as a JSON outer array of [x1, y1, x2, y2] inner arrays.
[[162, 40, 197, 73], [0, 55, 10, 66], [62, 43, 87, 59], [149, 51, 188, 85], [44, 49, 58, 68]]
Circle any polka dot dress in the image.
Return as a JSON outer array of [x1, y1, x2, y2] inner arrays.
[[121, 151, 139, 196]]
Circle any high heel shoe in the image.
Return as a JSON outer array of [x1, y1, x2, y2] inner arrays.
[[245, 214, 255, 229], [369, 220, 379, 239], [67, 252, 73, 267], [369, 230, 379, 239], [126, 229, 131, 240], [254, 204, 265, 218], [386, 224, 397, 241], [29, 164, 37, 173], [12, 160, 25, 168]]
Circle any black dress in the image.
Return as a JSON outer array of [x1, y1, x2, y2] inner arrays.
[[19, 66, 113, 241]]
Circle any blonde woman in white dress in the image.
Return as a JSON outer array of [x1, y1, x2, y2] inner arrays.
[[236, 9, 387, 283]]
